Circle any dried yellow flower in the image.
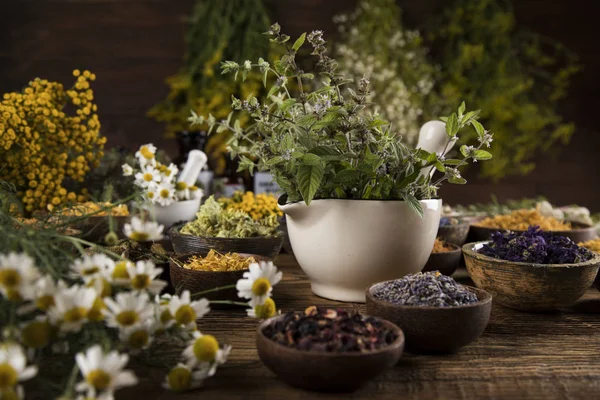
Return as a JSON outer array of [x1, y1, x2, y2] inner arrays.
[[475, 209, 571, 231], [183, 250, 255, 272]]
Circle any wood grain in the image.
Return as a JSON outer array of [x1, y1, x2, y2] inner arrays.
[[107, 253, 600, 399]]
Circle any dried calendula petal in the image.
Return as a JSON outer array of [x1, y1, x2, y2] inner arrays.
[[475, 209, 571, 231], [304, 305, 317, 316], [183, 250, 255, 272]]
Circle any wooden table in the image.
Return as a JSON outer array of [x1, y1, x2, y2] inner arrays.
[[126, 254, 600, 399]]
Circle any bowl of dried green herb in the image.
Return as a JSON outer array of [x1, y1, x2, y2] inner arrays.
[[256, 306, 405, 392], [366, 273, 491, 353], [463, 227, 600, 311]]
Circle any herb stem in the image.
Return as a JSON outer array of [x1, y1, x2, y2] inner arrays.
[[190, 284, 237, 298]]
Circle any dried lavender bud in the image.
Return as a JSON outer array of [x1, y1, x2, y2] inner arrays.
[[479, 226, 595, 264], [373, 271, 479, 307], [262, 306, 398, 353]]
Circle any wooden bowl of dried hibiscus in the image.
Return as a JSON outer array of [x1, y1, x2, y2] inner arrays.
[[463, 226, 600, 311], [256, 306, 404, 392]]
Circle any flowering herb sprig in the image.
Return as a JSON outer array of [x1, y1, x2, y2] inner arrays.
[[479, 226, 595, 264], [190, 24, 493, 216]]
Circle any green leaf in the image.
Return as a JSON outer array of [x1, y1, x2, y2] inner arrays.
[[264, 156, 284, 166], [443, 159, 463, 165], [471, 120, 485, 137], [301, 73, 315, 79], [292, 32, 306, 51], [267, 85, 279, 97], [280, 99, 297, 113], [334, 169, 360, 184], [426, 152, 437, 163], [458, 101, 466, 116], [434, 161, 446, 172], [473, 150, 492, 160], [445, 113, 459, 137], [449, 176, 467, 184], [460, 145, 470, 157], [461, 110, 480, 125], [402, 193, 424, 218], [297, 164, 324, 205], [301, 153, 322, 165]]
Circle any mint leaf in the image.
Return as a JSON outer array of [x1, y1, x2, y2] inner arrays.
[[292, 32, 306, 51], [445, 113, 459, 137], [297, 163, 324, 205], [474, 150, 492, 160]]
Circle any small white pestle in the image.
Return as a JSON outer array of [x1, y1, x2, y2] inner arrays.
[[177, 150, 208, 187], [416, 121, 456, 180]]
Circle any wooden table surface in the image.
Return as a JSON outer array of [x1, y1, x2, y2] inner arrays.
[[124, 254, 600, 400]]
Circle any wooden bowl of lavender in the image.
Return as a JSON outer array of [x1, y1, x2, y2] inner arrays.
[[463, 227, 600, 311], [422, 239, 462, 276], [256, 306, 405, 392], [366, 273, 492, 354]]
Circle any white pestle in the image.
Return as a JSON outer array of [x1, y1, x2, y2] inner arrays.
[[416, 120, 456, 180], [177, 150, 208, 187]]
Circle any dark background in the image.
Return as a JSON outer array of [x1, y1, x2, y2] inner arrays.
[[1, 0, 599, 209]]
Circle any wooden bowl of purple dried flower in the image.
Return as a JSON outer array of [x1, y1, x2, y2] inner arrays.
[[256, 311, 405, 392], [422, 243, 462, 276], [469, 222, 597, 244], [366, 282, 491, 354], [463, 241, 600, 311]]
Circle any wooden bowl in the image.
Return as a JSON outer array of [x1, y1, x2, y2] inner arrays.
[[437, 223, 470, 246], [422, 243, 462, 276], [169, 252, 269, 302], [463, 241, 600, 311], [256, 315, 404, 392], [366, 283, 491, 354], [170, 225, 283, 259], [469, 222, 597, 243], [75, 215, 129, 243]]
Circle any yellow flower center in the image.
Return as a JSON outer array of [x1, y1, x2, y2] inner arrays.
[[160, 309, 173, 324], [22, 320, 52, 348], [129, 232, 149, 242], [116, 310, 139, 327], [192, 335, 219, 362], [82, 266, 100, 276], [131, 274, 150, 290], [251, 278, 271, 297], [36, 295, 55, 311], [143, 173, 153, 182], [0, 387, 20, 400], [167, 367, 191, 392], [63, 307, 88, 323], [87, 278, 111, 298], [140, 146, 154, 160], [0, 269, 20, 289], [6, 290, 22, 302], [0, 363, 18, 389], [148, 192, 155, 199], [160, 189, 170, 199], [86, 369, 112, 390], [174, 305, 196, 325], [128, 329, 149, 349], [87, 297, 105, 322], [112, 262, 130, 280], [253, 298, 277, 319], [175, 182, 187, 191]]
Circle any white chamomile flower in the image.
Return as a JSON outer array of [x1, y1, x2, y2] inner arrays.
[[236, 261, 282, 307], [155, 183, 175, 207], [153, 295, 175, 333], [0, 343, 37, 394], [135, 144, 157, 166], [75, 345, 138, 397], [163, 362, 208, 392], [107, 260, 133, 285], [126, 260, 167, 295], [19, 275, 67, 314], [188, 185, 203, 200], [121, 164, 133, 177], [175, 181, 189, 201], [119, 320, 156, 352], [163, 163, 179, 181], [182, 332, 231, 375], [145, 181, 159, 204], [168, 291, 210, 330], [134, 165, 161, 188], [123, 217, 164, 242], [0, 252, 40, 302], [246, 297, 279, 319], [103, 292, 154, 330], [48, 285, 97, 333], [70, 254, 115, 283]]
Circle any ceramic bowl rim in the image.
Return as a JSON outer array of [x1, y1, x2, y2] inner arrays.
[[169, 253, 264, 275], [256, 314, 405, 358], [277, 195, 442, 207], [169, 225, 284, 241], [470, 221, 595, 234], [366, 282, 491, 311], [462, 241, 600, 268]]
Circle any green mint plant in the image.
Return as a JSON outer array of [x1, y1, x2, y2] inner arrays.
[[189, 24, 493, 216]]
